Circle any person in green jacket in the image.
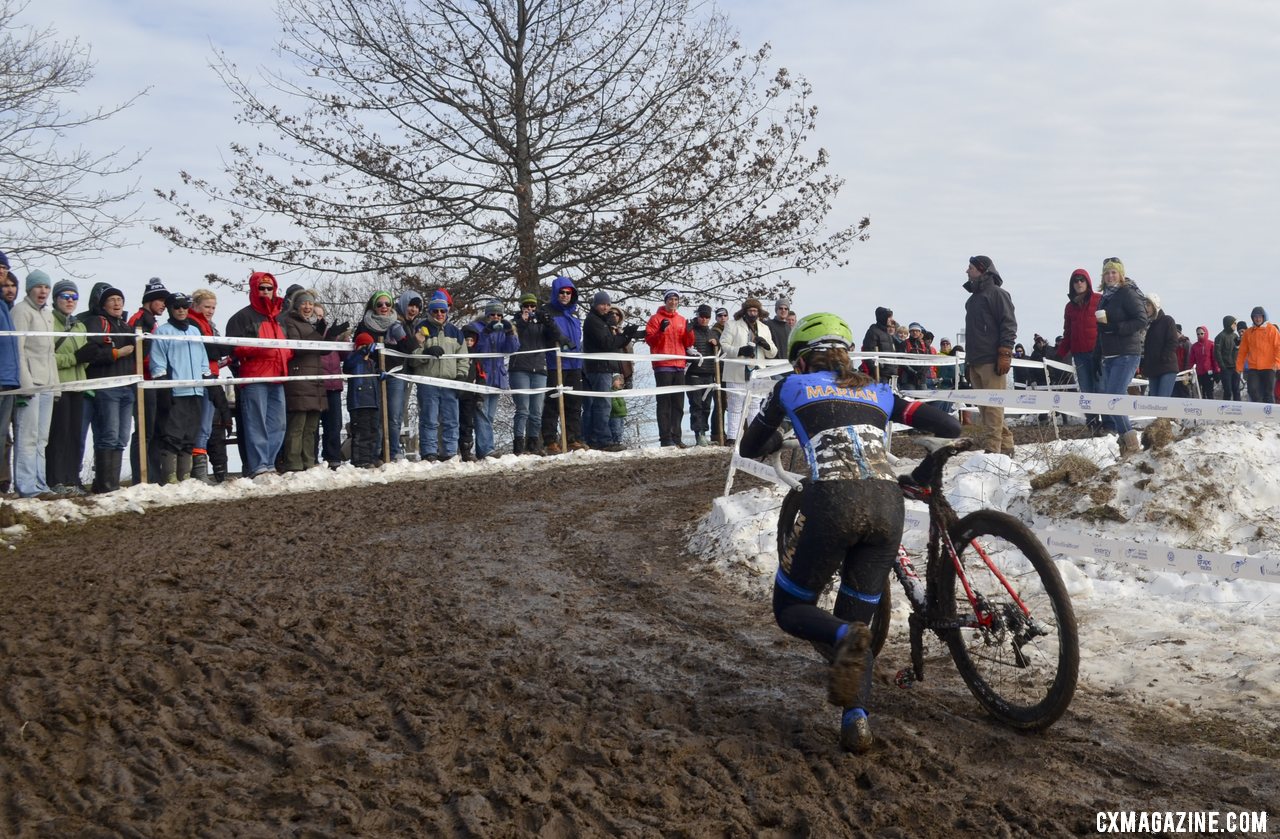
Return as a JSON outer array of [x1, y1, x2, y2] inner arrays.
[[50, 279, 89, 494]]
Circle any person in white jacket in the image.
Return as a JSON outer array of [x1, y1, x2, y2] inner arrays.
[[11, 269, 58, 497], [719, 297, 777, 443]]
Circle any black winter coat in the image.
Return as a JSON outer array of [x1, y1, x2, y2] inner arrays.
[[962, 271, 1017, 365], [1096, 281, 1149, 357], [1142, 312, 1179, 378]]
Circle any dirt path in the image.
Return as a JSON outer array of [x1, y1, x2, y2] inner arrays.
[[1, 454, 1276, 837]]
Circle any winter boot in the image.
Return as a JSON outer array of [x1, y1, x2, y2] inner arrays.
[[91, 450, 109, 494], [159, 452, 179, 485], [526, 435, 543, 456], [1119, 429, 1141, 457], [98, 449, 124, 493], [695, 432, 708, 446], [512, 435, 525, 456], [177, 453, 193, 481], [191, 452, 216, 485]]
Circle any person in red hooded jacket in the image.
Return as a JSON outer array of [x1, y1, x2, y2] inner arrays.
[[226, 271, 292, 477], [1057, 267, 1103, 433], [1187, 325, 1220, 399]]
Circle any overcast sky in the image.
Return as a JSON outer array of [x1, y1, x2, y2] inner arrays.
[[16, 0, 1280, 342]]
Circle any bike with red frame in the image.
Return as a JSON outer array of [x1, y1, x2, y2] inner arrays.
[[775, 436, 1079, 730]]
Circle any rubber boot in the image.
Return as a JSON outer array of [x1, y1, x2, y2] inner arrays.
[[177, 453, 193, 482], [92, 450, 109, 494], [160, 452, 178, 485], [103, 450, 123, 493], [512, 435, 525, 456], [191, 452, 216, 485]]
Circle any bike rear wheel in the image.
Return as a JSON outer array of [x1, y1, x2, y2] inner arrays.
[[939, 510, 1078, 730], [776, 488, 891, 662]]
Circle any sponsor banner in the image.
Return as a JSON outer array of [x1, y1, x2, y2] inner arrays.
[[914, 388, 1280, 422]]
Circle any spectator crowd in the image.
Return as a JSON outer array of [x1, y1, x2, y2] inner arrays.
[[0, 248, 1276, 497]]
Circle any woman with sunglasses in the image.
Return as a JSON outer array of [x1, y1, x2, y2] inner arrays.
[[226, 272, 292, 477], [354, 290, 411, 460], [48, 280, 89, 493]]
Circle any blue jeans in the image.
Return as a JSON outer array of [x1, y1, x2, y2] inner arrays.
[[417, 382, 459, 456], [1072, 352, 1099, 396], [1100, 354, 1142, 434], [385, 375, 407, 459], [1148, 372, 1177, 398], [239, 383, 286, 475], [195, 390, 213, 450], [609, 415, 624, 444], [475, 392, 499, 457], [91, 385, 135, 450], [583, 371, 614, 446], [509, 370, 547, 439], [321, 390, 344, 464], [14, 391, 54, 496]]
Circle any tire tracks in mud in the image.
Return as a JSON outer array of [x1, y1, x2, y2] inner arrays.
[[1, 453, 1276, 837]]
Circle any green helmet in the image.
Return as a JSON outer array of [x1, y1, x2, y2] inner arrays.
[[787, 311, 854, 362]]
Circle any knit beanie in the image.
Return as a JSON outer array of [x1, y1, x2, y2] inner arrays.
[[969, 255, 995, 274], [1146, 292, 1161, 312], [663, 289, 680, 302], [775, 296, 791, 310], [715, 307, 728, 318], [354, 332, 375, 347], [25, 269, 51, 291], [592, 290, 611, 307], [1102, 258, 1125, 280], [427, 297, 448, 312], [291, 289, 316, 310], [142, 276, 169, 303], [696, 304, 713, 318], [519, 292, 538, 306], [908, 322, 923, 332], [484, 299, 504, 316], [52, 279, 78, 299], [0, 251, 8, 270]]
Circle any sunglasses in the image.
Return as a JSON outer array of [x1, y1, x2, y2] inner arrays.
[[375, 301, 392, 308], [521, 303, 537, 309], [557, 289, 574, 295], [57, 293, 79, 301], [257, 285, 275, 292]]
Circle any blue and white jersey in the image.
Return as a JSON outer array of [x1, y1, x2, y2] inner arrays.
[[753, 370, 927, 481]]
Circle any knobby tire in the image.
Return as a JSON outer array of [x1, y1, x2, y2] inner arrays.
[[939, 510, 1078, 730]]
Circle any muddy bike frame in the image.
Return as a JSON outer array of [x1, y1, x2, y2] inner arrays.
[[771, 436, 1056, 689]]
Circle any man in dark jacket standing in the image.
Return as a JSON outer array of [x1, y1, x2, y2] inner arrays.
[[226, 272, 292, 477], [1214, 314, 1241, 401], [860, 306, 898, 382], [765, 297, 792, 354], [963, 255, 1018, 454]]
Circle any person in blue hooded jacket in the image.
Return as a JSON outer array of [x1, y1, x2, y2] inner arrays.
[[469, 299, 520, 458], [0, 252, 21, 492], [539, 276, 587, 453]]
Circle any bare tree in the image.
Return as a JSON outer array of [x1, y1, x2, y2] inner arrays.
[[157, 0, 866, 307], [0, 0, 145, 266]]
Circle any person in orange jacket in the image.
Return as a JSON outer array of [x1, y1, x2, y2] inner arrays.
[[645, 289, 695, 447], [1236, 306, 1280, 404]]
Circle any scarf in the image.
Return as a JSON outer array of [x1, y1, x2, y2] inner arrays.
[[362, 308, 398, 334]]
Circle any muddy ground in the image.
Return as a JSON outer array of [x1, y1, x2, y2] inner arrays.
[[1, 452, 1276, 837]]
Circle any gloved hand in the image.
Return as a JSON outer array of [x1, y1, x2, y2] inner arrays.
[[737, 345, 756, 358], [994, 346, 1013, 376], [378, 371, 388, 381], [15, 397, 28, 408], [707, 338, 719, 349], [753, 336, 769, 348], [623, 323, 641, 340], [688, 347, 702, 358], [504, 321, 515, 334], [560, 341, 574, 352], [659, 319, 670, 332], [489, 320, 505, 333], [423, 345, 445, 358], [324, 321, 350, 341]]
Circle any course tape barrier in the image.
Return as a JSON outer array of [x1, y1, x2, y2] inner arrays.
[[905, 388, 1280, 422], [735, 453, 1279, 586]]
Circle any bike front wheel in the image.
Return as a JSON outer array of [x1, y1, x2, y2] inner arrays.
[[939, 510, 1078, 731]]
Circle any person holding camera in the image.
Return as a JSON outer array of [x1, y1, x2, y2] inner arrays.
[[468, 299, 520, 458], [583, 291, 639, 451], [510, 292, 562, 455], [645, 289, 694, 448], [719, 296, 777, 445]]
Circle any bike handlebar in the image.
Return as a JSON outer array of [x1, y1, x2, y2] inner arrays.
[[898, 437, 975, 491]]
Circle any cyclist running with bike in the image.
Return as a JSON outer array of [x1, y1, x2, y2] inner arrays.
[[739, 312, 960, 752]]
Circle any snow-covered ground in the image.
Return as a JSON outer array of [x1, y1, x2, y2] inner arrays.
[[691, 421, 1280, 727]]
